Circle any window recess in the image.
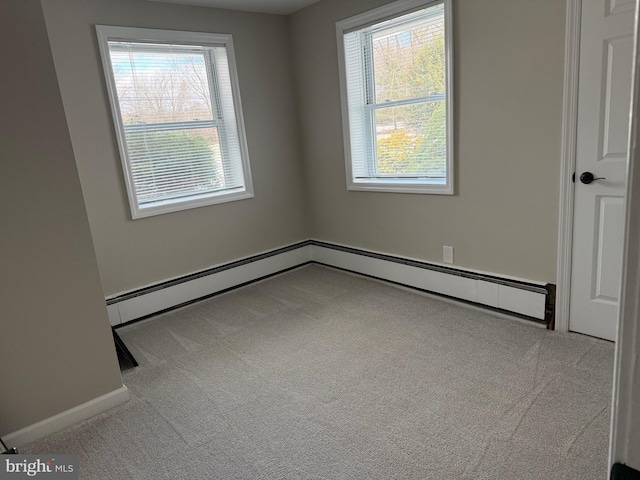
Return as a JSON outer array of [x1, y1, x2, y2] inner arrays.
[[337, 0, 454, 194], [96, 26, 253, 218]]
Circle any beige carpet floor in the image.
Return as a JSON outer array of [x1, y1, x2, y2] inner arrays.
[[23, 265, 614, 479]]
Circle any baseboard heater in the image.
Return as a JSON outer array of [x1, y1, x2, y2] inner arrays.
[[612, 463, 640, 480], [106, 240, 555, 329]]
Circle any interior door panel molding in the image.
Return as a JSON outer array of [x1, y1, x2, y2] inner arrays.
[[601, 35, 634, 161]]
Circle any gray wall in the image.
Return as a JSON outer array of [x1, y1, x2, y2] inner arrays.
[[41, 0, 565, 297], [0, 0, 123, 436], [41, 0, 309, 296], [290, 0, 565, 284]]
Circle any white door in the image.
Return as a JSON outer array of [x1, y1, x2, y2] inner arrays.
[[569, 0, 634, 341]]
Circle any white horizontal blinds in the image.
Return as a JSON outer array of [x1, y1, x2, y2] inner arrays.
[[344, 30, 373, 177], [211, 47, 245, 189], [108, 41, 245, 206], [344, 3, 446, 181]]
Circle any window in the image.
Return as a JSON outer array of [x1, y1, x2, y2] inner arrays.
[[336, 0, 453, 194], [96, 26, 253, 218]]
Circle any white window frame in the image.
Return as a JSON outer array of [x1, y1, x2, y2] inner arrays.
[[96, 26, 254, 219], [336, 0, 454, 195]]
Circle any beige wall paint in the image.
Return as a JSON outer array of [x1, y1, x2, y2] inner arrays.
[[41, 0, 308, 296], [38, 0, 565, 301], [290, 0, 565, 283], [0, 0, 123, 435]]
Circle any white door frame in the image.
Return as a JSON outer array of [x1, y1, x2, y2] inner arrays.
[[556, 0, 582, 333], [610, 0, 640, 468], [560, 0, 640, 469]]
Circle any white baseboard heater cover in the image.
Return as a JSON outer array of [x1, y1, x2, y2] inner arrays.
[[106, 240, 553, 328]]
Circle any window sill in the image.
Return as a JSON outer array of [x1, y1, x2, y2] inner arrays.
[[347, 180, 453, 195], [131, 188, 254, 219]]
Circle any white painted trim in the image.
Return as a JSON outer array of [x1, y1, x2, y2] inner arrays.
[[335, 0, 454, 196], [3, 386, 129, 448], [336, 0, 442, 31], [346, 182, 453, 195], [443, 0, 454, 194], [95, 26, 254, 220], [556, 0, 582, 333], [610, 0, 640, 469], [310, 243, 547, 320], [106, 304, 121, 327], [109, 244, 312, 324]]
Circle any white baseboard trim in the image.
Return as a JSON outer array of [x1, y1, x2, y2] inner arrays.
[[4, 386, 129, 448], [106, 240, 552, 327]]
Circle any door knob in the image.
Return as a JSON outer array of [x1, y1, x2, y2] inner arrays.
[[580, 172, 606, 184]]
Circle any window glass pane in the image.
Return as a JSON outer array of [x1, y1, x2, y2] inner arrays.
[[109, 43, 214, 125], [339, 1, 452, 191], [98, 28, 253, 217], [374, 101, 446, 177], [372, 5, 445, 104], [125, 127, 230, 203]]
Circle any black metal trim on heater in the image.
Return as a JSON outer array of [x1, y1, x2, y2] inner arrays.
[[312, 240, 549, 294], [313, 261, 549, 326], [113, 327, 138, 368], [109, 240, 556, 329], [113, 263, 313, 329], [611, 463, 640, 480], [311, 241, 556, 328], [544, 283, 557, 330], [106, 240, 313, 305]]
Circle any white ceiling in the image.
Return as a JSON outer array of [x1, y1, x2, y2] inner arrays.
[[147, 0, 323, 15]]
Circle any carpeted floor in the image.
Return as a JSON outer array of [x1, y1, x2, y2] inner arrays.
[[23, 265, 614, 479]]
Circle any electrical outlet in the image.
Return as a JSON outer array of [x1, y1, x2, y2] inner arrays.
[[443, 246, 454, 264]]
